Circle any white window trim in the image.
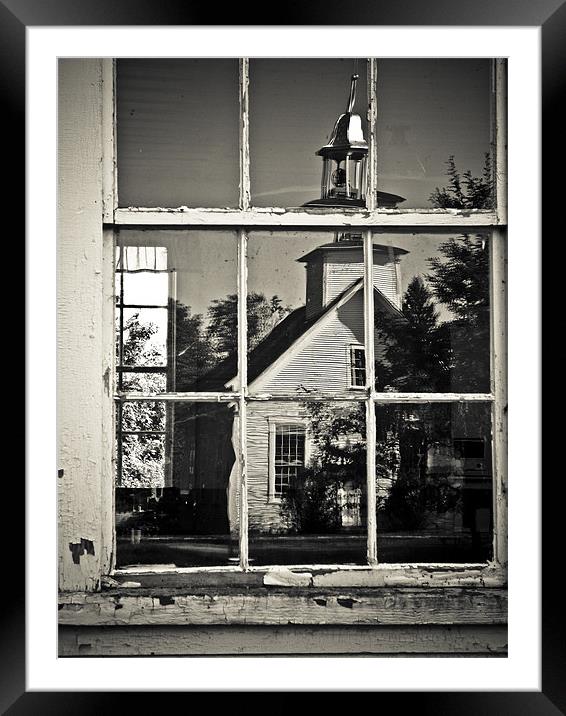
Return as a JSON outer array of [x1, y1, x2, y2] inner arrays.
[[98, 57, 507, 588], [348, 343, 366, 390], [267, 417, 311, 503]]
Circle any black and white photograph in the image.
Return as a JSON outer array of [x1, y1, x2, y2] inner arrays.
[[56, 53, 509, 656], [16, 14, 550, 703]]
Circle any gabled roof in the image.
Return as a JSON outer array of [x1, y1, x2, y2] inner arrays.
[[190, 279, 404, 392]]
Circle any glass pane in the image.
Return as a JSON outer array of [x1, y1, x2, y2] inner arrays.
[[117, 59, 239, 208], [120, 372, 167, 393], [115, 231, 238, 391], [248, 401, 367, 566], [250, 59, 370, 208], [121, 400, 165, 433], [115, 401, 239, 567], [247, 230, 366, 395], [373, 233, 491, 393], [121, 272, 169, 307], [376, 59, 493, 209], [119, 308, 168, 368], [375, 402, 493, 563]]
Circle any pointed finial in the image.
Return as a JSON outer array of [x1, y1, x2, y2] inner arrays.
[[347, 74, 359, 114]]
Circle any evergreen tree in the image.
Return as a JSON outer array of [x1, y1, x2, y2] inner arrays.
[[376, 276, 450, 392]]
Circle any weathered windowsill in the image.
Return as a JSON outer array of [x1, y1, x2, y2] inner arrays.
[[59, 585, 508, 627]]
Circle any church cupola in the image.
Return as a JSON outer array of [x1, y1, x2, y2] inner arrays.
[[303, 74, 406, 210], [298, 233, 409, 320]]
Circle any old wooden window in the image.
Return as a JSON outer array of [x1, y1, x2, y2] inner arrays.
[[105, 57, 506, 584]]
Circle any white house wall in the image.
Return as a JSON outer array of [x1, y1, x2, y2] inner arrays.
[[246, 401, 307, 533], [324, 252, 400, 309], [255, 290, 386, 395]]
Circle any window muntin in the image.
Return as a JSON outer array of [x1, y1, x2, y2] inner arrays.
[[110, 58, 506, 576]]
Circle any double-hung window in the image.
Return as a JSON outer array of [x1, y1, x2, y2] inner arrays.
[[63, 56, 507, 595]]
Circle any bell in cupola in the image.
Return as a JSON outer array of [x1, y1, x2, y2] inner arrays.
[[303, 73, 405, 209]]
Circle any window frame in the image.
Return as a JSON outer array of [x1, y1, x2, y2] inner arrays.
[[103, 57, 507, 588], [268, 417, 310, 502], [348, 343, 367, 390]]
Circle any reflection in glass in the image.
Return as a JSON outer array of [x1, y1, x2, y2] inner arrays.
[[374, 233, 491, 393], [376, 59, 492, 209], [247, 231, 372, 396], [250, 59, 369, 208], [248, 401, 367, 566], [117, 59, 239, 208], [115, 401, 238, 567], [115, 231, 238, 392], [376, 402, 493, 563]]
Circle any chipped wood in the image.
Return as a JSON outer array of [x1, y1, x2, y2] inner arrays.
[[238, 228, 249, 569], [58, 59, 108, 592], [491, 228, 508, 570], [58, 587, 507, 626], [112, 207, 500, 228], [58, 624, 507, 656], [101, 58, 117, 223], [363, 230, 377, 565], [493, 59, 507, 224], [239, 59, 251, 210]]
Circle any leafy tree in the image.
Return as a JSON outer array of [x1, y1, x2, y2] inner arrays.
[[206, 292, 291, 359], [280, 402, 366, 534], [174, 301, 217, 390], [118, 312, 166, 489], [429, 154, 494, 209]]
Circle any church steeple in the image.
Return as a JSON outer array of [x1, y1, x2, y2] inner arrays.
[[298, 236, 409, 320]]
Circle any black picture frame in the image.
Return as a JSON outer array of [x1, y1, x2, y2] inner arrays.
[[13, 0, 558, 711]]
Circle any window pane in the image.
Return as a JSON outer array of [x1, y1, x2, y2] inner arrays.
[[375, 402, 493, 563], [117, 59, 239, 208], [121, 272, 169, 307], [376, 59, 493, 209], [121, 400, 165, 433], [372, 232, 491, 393], [250, 59, 370, 208], [120, 371, 167, 393], [248, 401, 367, 566], [115, 231, 238, 392], [119, 308, 168, 368], [115, 401, 239, 568], [247, 230, 366, 396]]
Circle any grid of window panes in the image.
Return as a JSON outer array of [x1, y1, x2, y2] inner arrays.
[[274, 425, 306, 497], [112, 57, 505, 570], [115, 245, 171, 489]]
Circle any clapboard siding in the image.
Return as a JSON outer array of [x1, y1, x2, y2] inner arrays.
[[246, 402, 306, 530], [258, 290, 386, 395], [325, 252, 399, 308]]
